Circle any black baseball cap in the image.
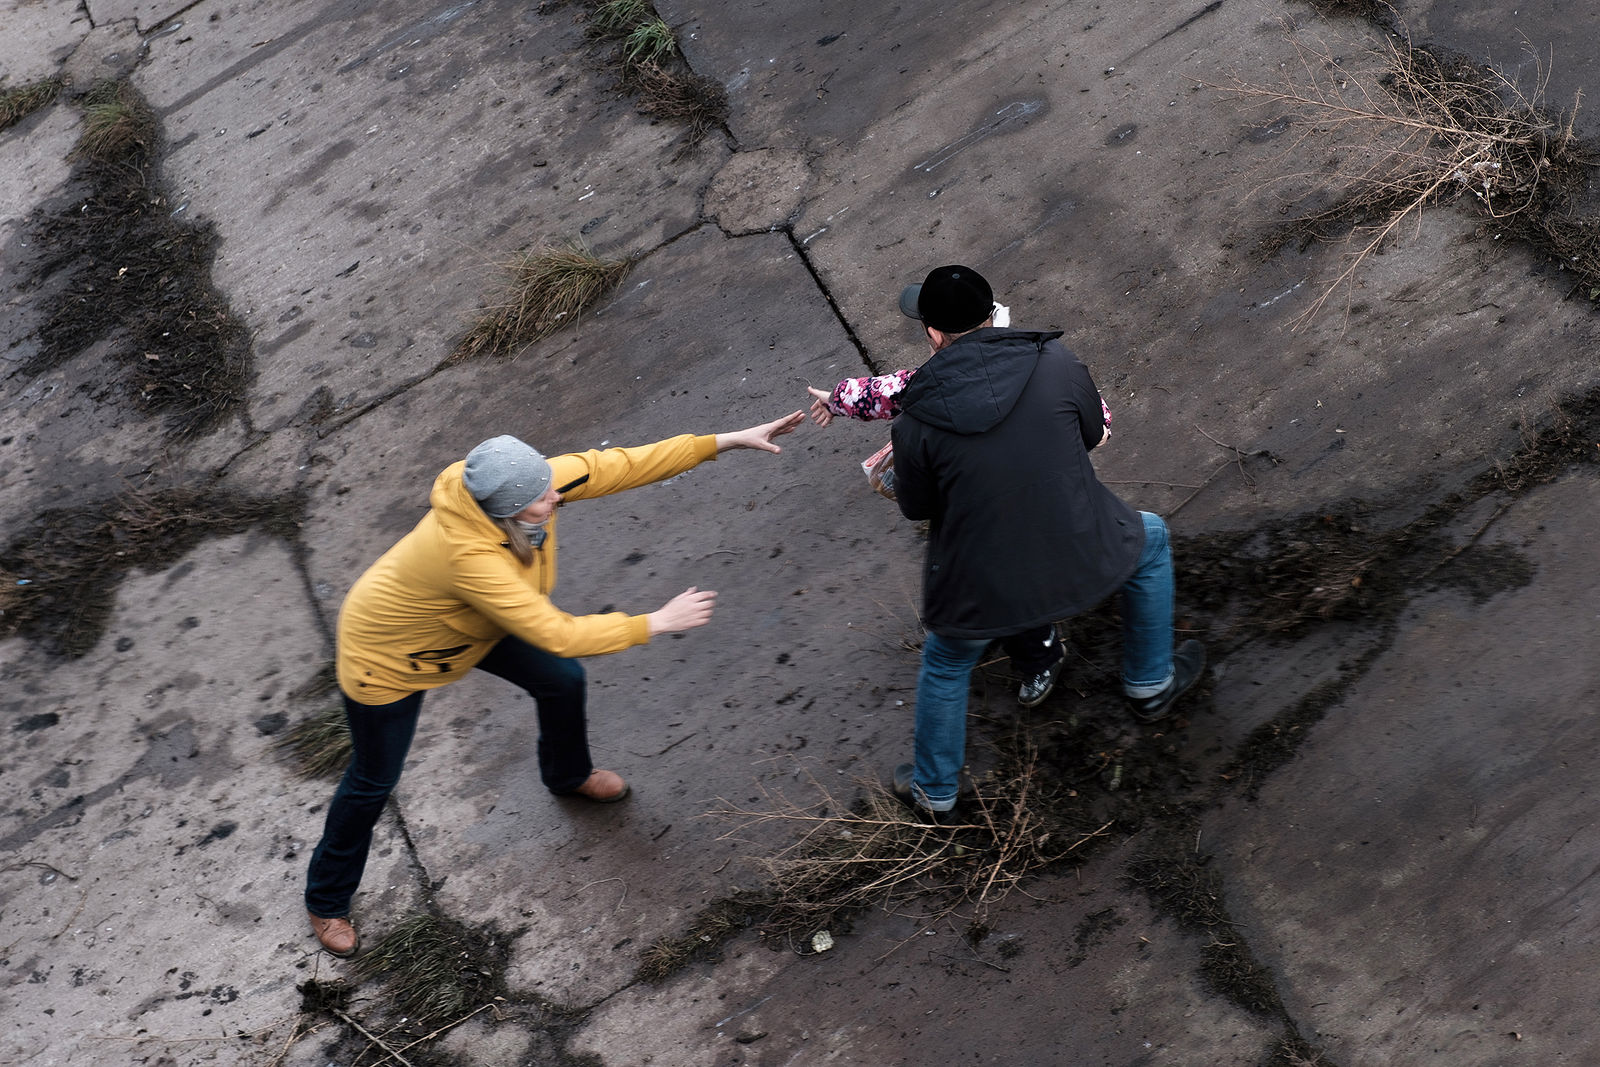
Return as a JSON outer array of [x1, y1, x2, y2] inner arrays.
[[899, 265, 994, 333]]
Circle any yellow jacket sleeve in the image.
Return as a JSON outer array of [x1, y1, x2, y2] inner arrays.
[[550, 433, 718, 503], [448, 540, 650, 657]]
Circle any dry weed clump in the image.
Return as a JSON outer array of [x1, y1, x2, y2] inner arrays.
[[451, 240, 631, 362], [22, 78, 252, 436], [0, 488, 302, 657], [579, 0, 728, 153], [710, 755, 1110, 946], [1223, 30, 1596, 325], [70, 79, 156, 163], [275, 705, 353, 779], [626, 61, 729, 150], [352, 912, 510, 1026], [0, 77, 61, 132]]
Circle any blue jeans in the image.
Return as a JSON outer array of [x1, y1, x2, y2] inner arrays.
[[910, 511, 1175, 809], [304, 636, 590, 918]]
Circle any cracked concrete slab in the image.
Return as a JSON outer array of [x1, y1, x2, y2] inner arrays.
[[1212, 475, 1600, 1066], [673, 0, 1600, 531], [0, 0, 91, 85], [288, 224, 918, 1001], [0, 534, 331, 1066], [132, 0, 726, 440], [3, 0, 1600, 1063]]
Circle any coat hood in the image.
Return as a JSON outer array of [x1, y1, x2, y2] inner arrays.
[[430, 460, 508, 543], [897, 328, 1065, 434]]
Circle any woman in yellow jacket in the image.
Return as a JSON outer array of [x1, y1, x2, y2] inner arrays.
[[306, 411, 803, 956]]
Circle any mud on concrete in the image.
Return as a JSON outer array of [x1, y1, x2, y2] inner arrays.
[[17, 78, 253, 438], [5, 0, 1600, 1064]]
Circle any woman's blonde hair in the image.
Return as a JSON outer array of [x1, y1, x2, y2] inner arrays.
[[491, 515, 534, 566]]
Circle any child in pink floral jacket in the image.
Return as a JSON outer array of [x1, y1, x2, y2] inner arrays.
[[807, 341, 1112, 497]]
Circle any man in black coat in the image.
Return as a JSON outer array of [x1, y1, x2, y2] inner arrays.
[[889, 265, 1204, 817]]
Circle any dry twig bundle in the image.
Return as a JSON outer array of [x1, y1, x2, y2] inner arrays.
[[626, 61, 729, 152], [1220, 30, 1590, 326], [710, 754, 1109, 943]]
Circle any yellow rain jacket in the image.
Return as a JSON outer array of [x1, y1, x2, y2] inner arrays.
[[337, 433, 719, 705]]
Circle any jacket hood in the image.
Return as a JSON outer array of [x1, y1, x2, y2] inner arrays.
[[430, 461, 503, 542], [897, 328, 1064, 434]]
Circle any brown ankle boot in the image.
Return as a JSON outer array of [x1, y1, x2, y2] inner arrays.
[[571, 768, 630, 802], [308, 912, 359, 957]]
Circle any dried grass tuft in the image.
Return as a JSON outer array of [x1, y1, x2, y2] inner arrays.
[[586, 0, 650, 36], [622, 17, 676, 66], [451, 240, 630, 362], [576, 0, 726, 152], [71, 79, 156, 163], [627, 61, 729, 153], [275, 705, 352, 779], [0, 78, 61, 132]]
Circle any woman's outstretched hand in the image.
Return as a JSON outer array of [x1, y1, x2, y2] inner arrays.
[[647, 586, 718, 635], [715, 410, 805, 454], [805, 386, 835, 427]]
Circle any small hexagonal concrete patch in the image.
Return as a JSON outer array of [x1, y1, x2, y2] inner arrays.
[[705, 148, 810, 234]]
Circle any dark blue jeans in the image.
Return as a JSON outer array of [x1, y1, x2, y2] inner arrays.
[[910, 511, 1177, 810], [304, 636, 590, 919]]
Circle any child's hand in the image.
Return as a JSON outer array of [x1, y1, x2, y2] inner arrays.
[[806, 386, 835, 427]]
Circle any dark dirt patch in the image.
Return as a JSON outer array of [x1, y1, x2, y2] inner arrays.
[[1430, 541, 1535, 604], [16, 79, 252, 437], [1471, 388, 1600, 494], [1303, 0, 1396, 27], [0, 487, 303, 657], [634, 891, 767, 982], [648, 385, 1600, 1057], [333, 910, 604, 1067], [297, 977, 352, 1014], [1220, 640, 1387, 800], [352, 912, 514, 1026], [1126, 827, 1318, 1062], [1067, 907, 1126, 967], [13, 711, 60, 732]]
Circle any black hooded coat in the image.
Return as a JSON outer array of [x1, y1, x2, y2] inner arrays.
[[890, 328, 1145, 639]]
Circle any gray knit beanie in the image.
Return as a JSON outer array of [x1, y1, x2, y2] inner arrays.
[[463, 435, 553, 518]]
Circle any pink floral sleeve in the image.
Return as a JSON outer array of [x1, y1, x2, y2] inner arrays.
[[825, 369, 1113, 436], [824, 369, 917, 422]]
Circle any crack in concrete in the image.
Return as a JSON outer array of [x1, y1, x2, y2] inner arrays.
[[782, 226, 874, 373]]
